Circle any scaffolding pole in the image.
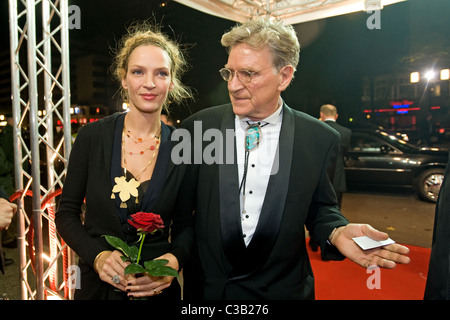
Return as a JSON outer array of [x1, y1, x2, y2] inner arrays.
[[8, 0, 74, 300]]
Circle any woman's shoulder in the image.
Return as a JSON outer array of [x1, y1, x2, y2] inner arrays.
[[74, 112, 124, 146], [78, 112, 124, 133]]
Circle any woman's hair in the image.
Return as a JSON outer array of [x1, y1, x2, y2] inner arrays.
[[221, 17, 300, 72], [111, 21, 192, 110]]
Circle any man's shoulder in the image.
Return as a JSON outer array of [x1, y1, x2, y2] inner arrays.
[[289, 107, 336, 131], [332, 122, 352, 135]]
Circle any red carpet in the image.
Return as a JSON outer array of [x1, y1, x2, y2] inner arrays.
[[308, 238, 431, 300]]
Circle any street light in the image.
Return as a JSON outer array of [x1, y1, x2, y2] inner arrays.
[[410, 72, 420, 83], [424, 70, 436, 81], [441, 69, 450, 81], [411, 69, 450, 83]]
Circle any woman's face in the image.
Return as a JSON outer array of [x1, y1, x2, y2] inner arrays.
[[121, 45, 173, 114]]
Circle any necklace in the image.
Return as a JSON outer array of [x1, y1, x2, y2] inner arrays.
[[124, 130, 160, 156], [111, 125, 161, 208], [239, 121, 268, 214]]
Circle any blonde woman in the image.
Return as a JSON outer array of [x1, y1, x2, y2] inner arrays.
[[56, 22, 193, 300]]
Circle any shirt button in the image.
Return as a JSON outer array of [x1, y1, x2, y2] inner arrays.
[[243, 234, 247, 238]]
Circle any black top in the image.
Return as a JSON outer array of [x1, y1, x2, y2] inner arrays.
[[110, 114, 171, 242], [55, 112, 193, 299]]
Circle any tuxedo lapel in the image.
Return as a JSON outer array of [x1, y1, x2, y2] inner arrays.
[[219, 106, 247, 267], [229, 104, 294, 280], [165, 124, 177, 179]]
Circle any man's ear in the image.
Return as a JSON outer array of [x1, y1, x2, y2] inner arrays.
[[278, 65, 295, 91]]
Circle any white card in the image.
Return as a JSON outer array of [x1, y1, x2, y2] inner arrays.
[[352, 235, 395, 250]]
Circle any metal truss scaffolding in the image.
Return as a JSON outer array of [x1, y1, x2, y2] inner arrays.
[[8, 0, 74, 300]]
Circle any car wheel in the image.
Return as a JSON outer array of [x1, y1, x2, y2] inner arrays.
[[416, 168, 445, 202]]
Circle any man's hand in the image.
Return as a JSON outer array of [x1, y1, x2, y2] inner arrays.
[[330, 224, 411, 269], [0, 198, 17, 231]]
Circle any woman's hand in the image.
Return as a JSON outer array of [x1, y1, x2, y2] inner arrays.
[[94, 250, 133, 291], [125, 253, 180, 298]]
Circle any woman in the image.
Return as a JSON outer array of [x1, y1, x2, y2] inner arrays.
[[55, 23, 193, 300]]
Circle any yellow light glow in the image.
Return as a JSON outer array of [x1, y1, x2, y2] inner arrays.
[[441, 69, 450, 80], [410, 72, 420, 83], [425, 70, 436, 81]]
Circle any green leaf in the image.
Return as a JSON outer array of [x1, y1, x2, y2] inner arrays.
[[144, 259, 179, 278], [144, 259, 169, 269], [104, 235, 130, 256], [147, 266, 180, 278], [104, 235, 138, 262], [129, 246, 139, 262], [124, 263, 146, 275]]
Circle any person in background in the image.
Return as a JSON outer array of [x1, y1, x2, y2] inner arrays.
[[424, 152, 450, 299], [55, 22, 194, 300], [0, 121, 16, 251], [319, 104, 351, 208], [160, 110, 174, 126], [309, 104, 352, 252], [0, 143, 16, 268], [180, 17, 410, 300], [0, 185, 17, 274]]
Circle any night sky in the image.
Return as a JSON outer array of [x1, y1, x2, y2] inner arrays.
[[2, 0, 450, 123]]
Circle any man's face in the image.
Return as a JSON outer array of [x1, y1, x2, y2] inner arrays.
[[225, 43, 289, 120]]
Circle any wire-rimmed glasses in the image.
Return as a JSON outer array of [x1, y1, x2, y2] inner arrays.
[[219, 66, 273, 84]]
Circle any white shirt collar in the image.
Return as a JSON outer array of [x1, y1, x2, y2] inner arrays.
[[236, 102, 283, 126]]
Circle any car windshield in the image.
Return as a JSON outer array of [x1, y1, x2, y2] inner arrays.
[[350, 130, 419, 153], [377, 130, 419, 152]]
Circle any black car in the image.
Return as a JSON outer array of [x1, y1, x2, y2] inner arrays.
[[344, 129, 448, 202]]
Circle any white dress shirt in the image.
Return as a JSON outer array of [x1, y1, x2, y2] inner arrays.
[[235, 106, 283, 246]]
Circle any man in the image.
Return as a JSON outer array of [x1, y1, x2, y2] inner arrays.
[[0, 186, 17, 274], [309, 104, 352, 252], [424, 152, 450, 299], [180, 18, 410, 300], [319, 104, 352, 208]]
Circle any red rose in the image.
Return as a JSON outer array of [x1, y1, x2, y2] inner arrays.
[[127, 212, 164, 234]]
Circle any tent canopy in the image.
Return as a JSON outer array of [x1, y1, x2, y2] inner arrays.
[[174, 0, 406, 24]]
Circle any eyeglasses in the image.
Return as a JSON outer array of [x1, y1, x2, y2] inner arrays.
[[219, 66, 274, 84]]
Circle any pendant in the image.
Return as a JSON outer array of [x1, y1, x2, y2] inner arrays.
[[111, 175, 140, 207], [245, 125, 262, 151]]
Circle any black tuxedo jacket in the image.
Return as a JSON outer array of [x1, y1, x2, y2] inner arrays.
[[180, 103, 349, 300], [323, 120, 352, 192], [425, 151, 450, 299], [55, 112, 193, 299]]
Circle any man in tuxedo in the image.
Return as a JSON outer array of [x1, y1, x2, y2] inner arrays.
[[180, 18, 410, 300], [310, 104, 352, 253], [319, 104, 352, 208], [424, 152, 450, 299]]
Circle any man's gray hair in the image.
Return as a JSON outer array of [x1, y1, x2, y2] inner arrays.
[[221, 17, 300, 72]]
